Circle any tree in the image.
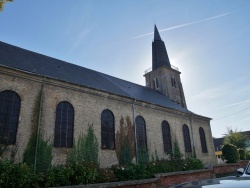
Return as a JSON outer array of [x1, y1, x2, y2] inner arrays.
[[223, 127, 247, 149], [0, 0, 13, 11], [222, 143, 239, 163]]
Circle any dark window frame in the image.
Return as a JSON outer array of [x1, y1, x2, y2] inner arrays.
[[182, 124, 192, 152], [135, 115, 147, 150], [199, 127, 208, 153], [162, 120, 172, 154], [54, 101, 74, 148], [0, 90, 21, 145], [101, 109, 115, 150]]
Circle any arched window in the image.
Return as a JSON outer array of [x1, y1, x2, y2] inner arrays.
[[0, 90, 21, 144], [135, 116, 147, 149], [199, 127, 208, 153], [54, 101, 74, 148], [183, 124, 192, 152], [101, 109, 115, 150], [162, 120, 172, 154], [153, 78, 159, 89]]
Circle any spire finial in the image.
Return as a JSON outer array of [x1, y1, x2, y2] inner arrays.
[[154, 25, 161, 41]]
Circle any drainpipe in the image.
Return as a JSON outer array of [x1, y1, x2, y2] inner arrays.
[[132, 99, 138, 163], [34, 78, 45, 171], [189, 114, 196, 158]]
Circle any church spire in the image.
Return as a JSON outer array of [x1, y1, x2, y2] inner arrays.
[[154, 25, 161, 41], [152, 25, 171, 70]]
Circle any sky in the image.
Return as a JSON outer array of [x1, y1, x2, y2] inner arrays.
[[1, 0, 250, 138]]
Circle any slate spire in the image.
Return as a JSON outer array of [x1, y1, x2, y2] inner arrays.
[[154, 25, 161, 41], [152, 25, 171, 70]]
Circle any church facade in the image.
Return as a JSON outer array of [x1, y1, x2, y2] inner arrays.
[[0, 26, 216, 167]]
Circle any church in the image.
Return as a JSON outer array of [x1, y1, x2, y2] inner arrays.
[[0, 25, 216, 167]]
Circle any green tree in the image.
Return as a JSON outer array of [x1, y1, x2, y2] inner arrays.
[[223, 127, 247, 149], [23, 133, 53, 173], [67, 124, 99, 167], [222, 143, 239, 163], [0, 0, 13, 11]]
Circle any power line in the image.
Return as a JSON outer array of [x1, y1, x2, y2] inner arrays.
[[213, 107, 250, 121]]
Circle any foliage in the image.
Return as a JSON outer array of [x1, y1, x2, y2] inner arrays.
[[45, 165, 73, 187], [67, 124, 99, 167], [170, 139, 183, 160], [112, 164, 153, 181], [23, 133, 53, 173], [0, 0, 13, 11], [246, 150, 250, 160], [137, 147, 149, 164], [0, 155, 206, 187], [239, 148, 246, 160], [222, 143, 239, 163], [223, 127, 247, 149], [70, 162, 99, 185], [183, 158, 204, 171], [119, 136, 133, 165], [115, 116, 135, 165], [0, 160, 43, 188], [97, 168, 116, 183]]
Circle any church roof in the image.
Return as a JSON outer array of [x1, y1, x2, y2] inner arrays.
[[0, 41, 192, 114]]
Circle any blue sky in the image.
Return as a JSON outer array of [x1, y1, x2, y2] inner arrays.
[[1, 0, 250, 138]]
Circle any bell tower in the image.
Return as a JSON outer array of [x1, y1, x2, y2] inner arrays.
[[144, 25, 187, 108]]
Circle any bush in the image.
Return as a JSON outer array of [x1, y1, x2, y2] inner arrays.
[[239, 148, 246, 160], [222, 144, 239, 163], [67, 124, 99, 167], [119, 136, 133, 165], [112, 164, 153, 181], [70, 162, 99, 185], [246, 150, 250, 160], [183, 158, 204, 171], [45, 165, 73, 187], [23, 134, 52, 173], [0, 160, 42, 188], [137, 147, 149, 164]]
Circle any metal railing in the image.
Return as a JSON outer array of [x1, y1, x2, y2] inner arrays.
[[144, 64, 179, 74]]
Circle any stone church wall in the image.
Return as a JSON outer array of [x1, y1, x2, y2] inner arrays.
[[0, 66, 216, 168]]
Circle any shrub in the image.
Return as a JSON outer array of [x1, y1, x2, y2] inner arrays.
[[239, 148, 246, 160], [222, 144, 239, 163], [246, 150, 250, 160], [67, 124, 99, 167], [70, 162, 99, 185], [183, 158, 204, 171], [45, 165, 73, 187], [0, 160, 42, 188], [97, 168, 116, 183], [23, 134, 52, 173], [137, 147, 149, 164], [119, 136, 133, 165], [112, 164, 153, 181]]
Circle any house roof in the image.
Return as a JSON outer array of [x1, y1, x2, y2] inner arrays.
[[0, 41, 194, 114], [213, 138, 224, 151]]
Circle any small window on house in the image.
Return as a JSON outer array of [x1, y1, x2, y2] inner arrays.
[[183, 124, 192, 152], [101, 109, 115, 150], [171, 76, 176, 88], [54, 101, 74, 148], [162, 120, 172, 154], [135, 115, 147, 150], [199, 127, 208, 153], [0, 90, 21, 145]]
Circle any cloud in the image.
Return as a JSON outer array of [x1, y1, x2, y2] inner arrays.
[[130, 11, 235, 40], [188, 87, 225, 100], [221, 99, 250, 109]]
